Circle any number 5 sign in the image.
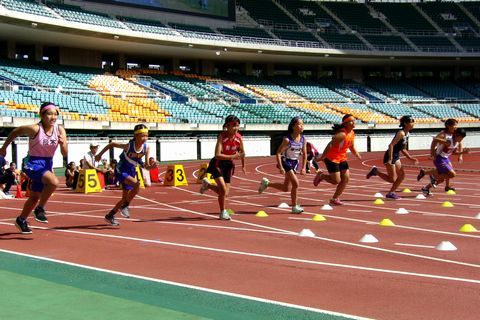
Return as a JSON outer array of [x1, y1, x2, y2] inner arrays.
[[163, 164, 188, 187], [75, 169, 103, 194]]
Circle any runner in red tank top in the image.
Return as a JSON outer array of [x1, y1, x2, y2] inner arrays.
[[199, 115, 246, 220]]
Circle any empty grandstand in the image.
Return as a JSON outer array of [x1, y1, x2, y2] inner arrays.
[[0, 0, 479, 143]]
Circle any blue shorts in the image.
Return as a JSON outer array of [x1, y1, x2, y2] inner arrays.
[[281, 158, 299, 173], [115, 164, 137, 191], [22, 156, 53, 192], [434, 155, 453, 175]]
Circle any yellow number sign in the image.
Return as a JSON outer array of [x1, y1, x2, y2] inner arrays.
[[164, 164, 188, 187], [196, 163, 215, 184], [75, 169, 102, 194]]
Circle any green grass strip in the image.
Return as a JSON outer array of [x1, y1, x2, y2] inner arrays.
[[0, 251, 355, 320]]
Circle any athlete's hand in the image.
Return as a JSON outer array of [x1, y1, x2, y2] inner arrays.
[[58, 134, 66, 145], [411, 158, 419, 165], [300, 168, 306, 175]]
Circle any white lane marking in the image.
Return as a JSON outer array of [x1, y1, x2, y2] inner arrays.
[[0, 249, 369, 320], [395, 243, 436, 249]]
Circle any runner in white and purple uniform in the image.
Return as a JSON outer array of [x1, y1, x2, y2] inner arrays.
[[258, 116, 307, 214], [420, 128, 468, 196]]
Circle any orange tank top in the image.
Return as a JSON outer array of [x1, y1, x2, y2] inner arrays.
[[326, 129, 355, 163]]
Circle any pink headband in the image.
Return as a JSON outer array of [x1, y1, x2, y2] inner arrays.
[[40, 104, 59, 114]]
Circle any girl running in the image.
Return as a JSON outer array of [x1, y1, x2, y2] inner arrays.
[[0, 102, 68, 234], [366, 115, 418, 199], [419, 128, 468, 196], [313, 114, 361, 206], [258, 116, 306, 214], [199, 115, 246, 220], [417, 118, 458, 191], [95, 124, 157, 225]]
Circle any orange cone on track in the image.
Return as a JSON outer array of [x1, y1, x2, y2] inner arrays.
[[15, 184, 24, 198]]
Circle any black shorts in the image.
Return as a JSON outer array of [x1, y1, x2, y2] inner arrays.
[[206, 158, 235, 183], [324, 158, 349, 173], [383, 151, 400, 165]]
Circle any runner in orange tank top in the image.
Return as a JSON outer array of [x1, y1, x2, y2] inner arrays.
[[312, 114, 362, 206]]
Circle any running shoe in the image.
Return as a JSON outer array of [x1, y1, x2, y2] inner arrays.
[[313, 171, 323, 186], [258, 178, 269, 194], [33, 206, 48, 223], [329, 198, 344, 206], [219, 209, 231, 221], [429, 175, 438, 188], [104, 214, 120, 226], [291, 205, 304, 214], [15, 217, 32, 234], [199, 177, 210, 194], [366, 166, 378, 179], [386, 192, 401, 200], [421, 186, 433, 197], [445, 186, 455, 192], [120, 205, 130, 218], [417, 169, 425, 181]]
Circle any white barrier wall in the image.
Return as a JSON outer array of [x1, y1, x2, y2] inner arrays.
[[244, 137, 271, 157], [462, 132, 480, 148], [355, 135, 368, 152], [3, 132, 480, 168], [159, 138, 197, 161], [370, 135, 392, 152], [199, 138, 216, 160], [305, 136, 331, 154], [408, 135, 436, 150]]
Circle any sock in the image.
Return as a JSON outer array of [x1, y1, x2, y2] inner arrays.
[[121, 202, 129, 209]]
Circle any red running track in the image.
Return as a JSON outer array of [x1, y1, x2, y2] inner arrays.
[[1, 150, 479, 319]]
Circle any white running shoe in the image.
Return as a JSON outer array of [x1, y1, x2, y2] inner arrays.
[[219, 209, 231, 220], [120, 206, 130, 218], [258, 178, 269, 194], [292, 205, 304, 214], [199, 177, 210, 194]]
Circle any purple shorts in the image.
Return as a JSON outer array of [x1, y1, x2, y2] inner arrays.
[[281, 158, 299, 173], [434, 155, 453, 175]]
